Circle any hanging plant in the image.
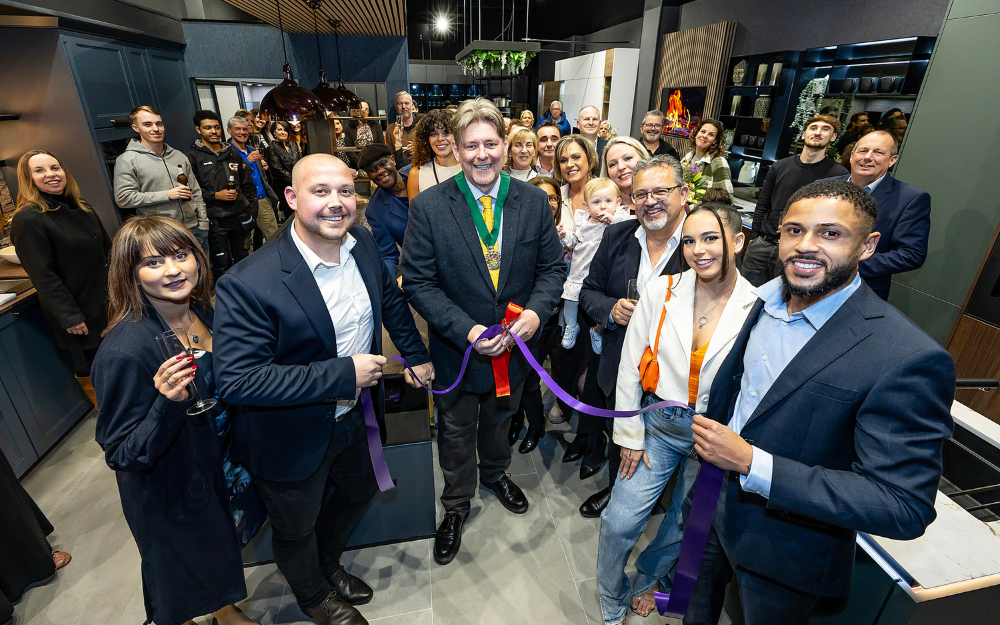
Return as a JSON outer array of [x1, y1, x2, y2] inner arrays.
[[790, 76, 830, 134], [458, 50, 537, 75]]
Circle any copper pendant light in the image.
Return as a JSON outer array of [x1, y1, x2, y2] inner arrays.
[[328, 19, 364, 117], [307, 1, 348, 114], [259, 0, 326, 122]]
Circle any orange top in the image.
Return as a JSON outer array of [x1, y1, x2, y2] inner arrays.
[[689, 342, 710, 405]]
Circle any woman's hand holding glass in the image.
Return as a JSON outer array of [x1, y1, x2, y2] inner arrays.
[[154, 354, 197, 402]]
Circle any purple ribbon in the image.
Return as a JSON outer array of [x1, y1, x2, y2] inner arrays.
[[375, 324, 724, 617]]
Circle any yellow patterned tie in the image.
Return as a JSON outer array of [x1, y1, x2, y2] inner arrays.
[[479, 196, 500, 289]]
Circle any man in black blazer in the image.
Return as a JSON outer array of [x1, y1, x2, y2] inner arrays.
[[214, 154, 432, 625], [685, 180, 955, 625], [401, 98, 565, 565], [576, 155, 687, 517], [830, 130, 931, 300]]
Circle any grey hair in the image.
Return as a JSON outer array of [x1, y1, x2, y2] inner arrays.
[[394, 91, 412, 102], [227, 117, 249, 130], [643, 109, 664, 124], [632, 154, 683, 187], [550, 100, 562, 107]]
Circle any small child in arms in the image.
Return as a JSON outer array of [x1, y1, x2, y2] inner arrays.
[[558, 177, 631, 351]]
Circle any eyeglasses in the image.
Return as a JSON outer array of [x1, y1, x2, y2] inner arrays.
[[643, 123, 663, 129], [545, 194, 559, 205], [631, 185, 682, 203]]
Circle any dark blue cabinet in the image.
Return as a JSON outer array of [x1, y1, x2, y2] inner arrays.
[[0, 382, 37, 477], [62, 36, 138, 129]]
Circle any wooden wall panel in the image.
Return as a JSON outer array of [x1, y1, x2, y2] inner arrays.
[[651, 21, 737, 155], [222, 0, 405, 37], [948, 315, 1000, 425]]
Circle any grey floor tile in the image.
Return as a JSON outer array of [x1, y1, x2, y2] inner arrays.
[[430, 472, 588, 625], [113, 582, 145, 625], [576, 576, 682, 625], [341, 539, 433, 621], [369, 608, 433, 624], [240, 563, 289, 625], [21, 413, 103, 516]]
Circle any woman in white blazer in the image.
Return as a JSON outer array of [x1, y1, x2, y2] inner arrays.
[[596, 203, 758, 625]]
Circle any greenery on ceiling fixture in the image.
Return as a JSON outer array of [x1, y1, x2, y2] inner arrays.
[[457, 50, 537, 75]]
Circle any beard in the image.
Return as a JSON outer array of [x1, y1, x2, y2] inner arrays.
[[639, 202, 669, 231], [779, 253, 859, 299], [467, 162, 500, 189], [300, 211, 350, 242], [804, 136, 829, 149]]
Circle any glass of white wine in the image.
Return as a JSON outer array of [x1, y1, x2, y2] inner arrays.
[[155, 328, 217, 416]]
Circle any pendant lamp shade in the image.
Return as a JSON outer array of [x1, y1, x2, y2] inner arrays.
[[260, 63, 327, 121], [312, 70, 349, 114]]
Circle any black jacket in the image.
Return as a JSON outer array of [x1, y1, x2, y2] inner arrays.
[[266, 140, 301, 189], [10, 193, 112, 351], [579, 220, 681, 397], [187, 140, 257, 220]]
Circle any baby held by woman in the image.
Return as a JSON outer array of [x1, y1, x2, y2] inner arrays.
[[559, 177, 633, 351]]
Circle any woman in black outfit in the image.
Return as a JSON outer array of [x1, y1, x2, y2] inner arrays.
[[93, 216, 258, 625], [266, 121, 301, 221], [10, 150, 112, 405]]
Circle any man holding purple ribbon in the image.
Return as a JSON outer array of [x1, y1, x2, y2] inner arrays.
[[214, 154, 432, 625], [682, 180, 954, 624], [401, 98, 565, 565]]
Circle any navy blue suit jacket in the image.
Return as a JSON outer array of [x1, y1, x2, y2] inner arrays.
[[832, 173, 931, 296], [213, 223, 430, 482], [366, 168, 410, 276], [705, 282, 955, 597]]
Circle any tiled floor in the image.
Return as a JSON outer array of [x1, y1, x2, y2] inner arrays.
[[12, 407, 722, 625]]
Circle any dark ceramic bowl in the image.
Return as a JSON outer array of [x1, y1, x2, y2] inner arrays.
[[842, 78, 859, 93], [860, 77, 877, 93], [756, 136, 766, 148], [742, 134, 750, 146], [878, 76, 897, 93]]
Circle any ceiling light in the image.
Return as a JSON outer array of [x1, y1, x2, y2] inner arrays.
[[435, 15, 450, 34], [259, 0, 326, 122]]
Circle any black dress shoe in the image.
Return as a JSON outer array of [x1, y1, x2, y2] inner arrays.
[[562, 435, 587, 463], [508, 421, 521, 446], [327, 566, 373, 605], [434, 510, 468, 565], [580, 460, 604, 480], [579, 486, 612, 518], [304, 590, 368, 625], [479, 473, 529, 514], [518, 428, 543, 454]]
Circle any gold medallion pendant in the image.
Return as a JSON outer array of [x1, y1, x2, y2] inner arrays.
[[485, 246, 501, 271]]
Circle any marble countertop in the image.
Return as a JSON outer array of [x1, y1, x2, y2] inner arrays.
[[862, 402, 1000, 591]]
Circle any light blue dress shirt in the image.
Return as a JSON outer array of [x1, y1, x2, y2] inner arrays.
[[729, 273, 863, 498]]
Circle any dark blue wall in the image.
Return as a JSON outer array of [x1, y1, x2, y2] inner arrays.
[[181, 21, 408, 103]]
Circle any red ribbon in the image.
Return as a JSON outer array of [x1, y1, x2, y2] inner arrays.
[[491, 302, 524, 397]]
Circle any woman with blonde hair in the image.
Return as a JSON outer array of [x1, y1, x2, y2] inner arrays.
[[93, 215, 261, 625], [600, 136, 651, 217], [505, 125, 539, 181], [519, 109, 535, 129], [10, 149, 112, 401]]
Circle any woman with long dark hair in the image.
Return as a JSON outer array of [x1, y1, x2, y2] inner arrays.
[[406, 108, 461, 200], [10, 150, 112, 404], [680, 119, 732, 193], [266, 121, 301, 221], [93, 216, 262, 625]]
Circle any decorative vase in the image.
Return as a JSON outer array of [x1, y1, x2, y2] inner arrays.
[[756, 136, 766, 148], [753, 96, 771, 118], [724, 129, 735, 150], [733, 60, 747, 86], [892, 76, 905, 93], [738, 161, 758, 184], [878, 77, 896, 93], [730, 95, 742, 116], [769, 63, 783, 86], [842, 78, 859, 93], [860, 77, 877, 93], [741, 134, 750, 146], [755, 64, 768, 86]]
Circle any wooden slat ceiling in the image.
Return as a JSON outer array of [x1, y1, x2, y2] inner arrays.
[[221, 0, 405, 37]]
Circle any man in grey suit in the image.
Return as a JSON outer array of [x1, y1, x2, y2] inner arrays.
[[401, 98, 565, 565], [684, 180, 955, 624]]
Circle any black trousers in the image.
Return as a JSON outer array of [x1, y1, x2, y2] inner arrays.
[[578, 367, 621, 488], [208, 215, 249, 279], [252, 407, 378, 610], [510, 316, 561, 436], [436, 380, 525, 513]]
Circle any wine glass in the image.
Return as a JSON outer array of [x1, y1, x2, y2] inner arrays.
[[627, 279, 640, 304], [155, 328, 217, 416]]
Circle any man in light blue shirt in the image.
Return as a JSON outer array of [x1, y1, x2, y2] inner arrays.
[[684, 179, 955, 625]]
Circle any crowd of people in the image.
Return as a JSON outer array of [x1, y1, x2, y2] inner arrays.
[[2, 86, 953, 625]]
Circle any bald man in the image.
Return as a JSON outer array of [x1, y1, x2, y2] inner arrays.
[[214, 154, 432, 625], [577, 105, 608, 166]]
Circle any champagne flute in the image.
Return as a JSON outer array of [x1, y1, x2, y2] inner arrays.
[[627, 279, 640, 304], [155, 328, 217, 416]]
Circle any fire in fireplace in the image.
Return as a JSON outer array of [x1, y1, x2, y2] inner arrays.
[[659, 86, 707, 139]]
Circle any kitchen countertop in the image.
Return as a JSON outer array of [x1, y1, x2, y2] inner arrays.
[[0, 258, 33, 315]]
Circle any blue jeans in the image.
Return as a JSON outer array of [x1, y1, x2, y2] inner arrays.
[[596, 395, 699, 624]]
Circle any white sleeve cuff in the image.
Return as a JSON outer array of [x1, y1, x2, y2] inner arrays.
[[739, 447, 773, 499]]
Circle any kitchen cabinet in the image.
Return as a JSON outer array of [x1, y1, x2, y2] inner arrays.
[[61, 35, 139, 129], [0, 382, 37, 478]]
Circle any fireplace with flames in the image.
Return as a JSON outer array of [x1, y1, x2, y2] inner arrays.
[[659, 87, 707, 139]]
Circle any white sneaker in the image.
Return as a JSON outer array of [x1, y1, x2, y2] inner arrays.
[[561, 323, 580, 349], [548, 404, 566, 424], [590, 327, 603, 355]]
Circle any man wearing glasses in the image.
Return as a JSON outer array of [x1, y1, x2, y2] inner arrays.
[[357, 144, 411, 278], [637, 110, 680, 161], [576, 155, 689, 519]]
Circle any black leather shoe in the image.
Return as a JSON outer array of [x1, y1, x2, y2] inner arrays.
[[580, 460, 604, 480], [434, 510, 468, 565], [327, 566, 373, 605], [479, 473, 529, 514], [518, 428, 543, 454], [304, 590, 368, 625], [562, 435, 587, 463], [508, 421, 521, 446], [579, 486, 612, 519]]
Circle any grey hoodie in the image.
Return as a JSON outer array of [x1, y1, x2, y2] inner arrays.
[[113, 139, 208, 230]]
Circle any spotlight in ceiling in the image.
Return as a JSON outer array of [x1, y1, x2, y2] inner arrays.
[[434, 14, 450, 34]]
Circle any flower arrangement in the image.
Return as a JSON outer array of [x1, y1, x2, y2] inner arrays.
[[683, 162, 707, 207], [790, 76, 830, 134], [457, 50, 537, 75]]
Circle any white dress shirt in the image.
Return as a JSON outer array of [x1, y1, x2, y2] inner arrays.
[[289, 222, 374, 417], [635, 217, 684, 290]]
